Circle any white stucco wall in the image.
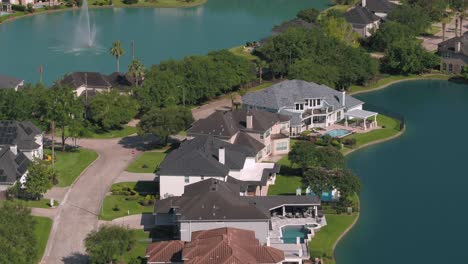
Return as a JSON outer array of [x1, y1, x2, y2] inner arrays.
[[159, 175, 225, 197]]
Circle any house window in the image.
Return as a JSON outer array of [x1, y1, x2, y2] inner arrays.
[[257, 151, 263, 160], [266, 144, 271, 154], [449, 64, 453, 72], [337, 111, 342, 121], [264, 128, 271, 138], [184, 176, 189, 183], [442, 63, 447, 71], [295, 103, 304, 110], [260, 133, 264, 139], [276, 142, 288, 151]]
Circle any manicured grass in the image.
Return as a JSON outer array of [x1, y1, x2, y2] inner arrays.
[[348, 74, 450, 95], [100, 182, 157, 221], [126, 151, 167, 173], [119, 229, 151, 263], [309, 214, 358, 264], [45, 148, 98, 187], [33, 216, 53, 264], [268, 175, 303, 195], [0, 198, 59, 209], [341, 115, 401, 154], [229, 46, 260, 61]]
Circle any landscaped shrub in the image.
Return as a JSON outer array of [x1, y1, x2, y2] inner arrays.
[[342, 138, 357, 147], [26, 3, 34, 13], [112, 204, 120, 211], [331, 140, 342, 149], [139, 195, 155, 206], [122, 0, 138, 4], [12, 4, 26, 12], [125, 195, 139, 201]]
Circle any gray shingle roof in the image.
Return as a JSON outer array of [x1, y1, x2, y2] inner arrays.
[[364, 0, 397, 14], [154, 178, 321, 221], [159, 136, 255, 176], [61, 72, 111, 89], [0, 74, 23, 90], [154, 178, 270, 221], [242, 80, 363, 112], [234, 131, 265, 153], [0, 148, 30, 184], [187, 109, 290, 138], [344, 6, 381, 25], [0, 121, 42, 151]]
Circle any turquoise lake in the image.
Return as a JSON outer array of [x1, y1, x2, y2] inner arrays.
[[0, 0, 330, 84], [336, 80, 468, 263]]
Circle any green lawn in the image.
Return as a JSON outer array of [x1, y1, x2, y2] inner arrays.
[[46, 148, 98, 187], [309, 214, 358, 264], [229, 46, 260, 61], [118, 229, 151, 263], [33, 216, 53, 264], [348, 74, 450, 95], [0, 198, 58, 209], [268, 175, 303, 195], [126, 152, 167, 173], [100, 182, 157, 221], [341, 115, 401, 154]]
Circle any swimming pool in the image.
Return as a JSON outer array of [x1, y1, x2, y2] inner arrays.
[[324, 129, 352, 138], [281, 225, 310, 244]]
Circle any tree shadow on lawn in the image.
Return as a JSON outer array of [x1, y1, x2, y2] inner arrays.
[[279, 164, 302, 176], [134, 181, 159, 195]]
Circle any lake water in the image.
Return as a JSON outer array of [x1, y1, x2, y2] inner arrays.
[[336, 80, 468, 263], [0, 0, 331, 84]]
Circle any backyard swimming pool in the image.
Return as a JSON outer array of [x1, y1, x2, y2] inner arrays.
[[281, 225, 310, 244], [324, 129, 352, 138]]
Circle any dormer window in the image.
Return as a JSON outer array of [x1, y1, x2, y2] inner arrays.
[[295, 103, 304, 110]]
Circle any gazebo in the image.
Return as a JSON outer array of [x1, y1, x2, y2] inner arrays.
[[345, 109, 378, 131]]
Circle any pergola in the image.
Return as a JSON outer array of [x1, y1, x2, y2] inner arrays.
[[345, 109, 378, 131]]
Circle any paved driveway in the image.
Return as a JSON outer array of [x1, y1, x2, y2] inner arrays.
[[41, 138, 140, 264]]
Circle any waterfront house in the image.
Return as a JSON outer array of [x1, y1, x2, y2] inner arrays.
[[153, 178, 322, 263], [158, 135, 281, 197], [146, 227, 285, 264], [61, 72, 112, 97], [0, 121, 43, 192], [438, 32, 468, 73], [187, 109, 291, 161], [0, 74, 24, 91], [363, 0, 397, 19], [344, 4, 381, 38], [242, 80, 377, 136]]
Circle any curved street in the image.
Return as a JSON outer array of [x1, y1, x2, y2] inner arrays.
[[40, 137, 140, 264]]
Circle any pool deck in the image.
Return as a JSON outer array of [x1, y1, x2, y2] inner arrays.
[[318, 123, 380, 136], [269, 216, 327, 243]]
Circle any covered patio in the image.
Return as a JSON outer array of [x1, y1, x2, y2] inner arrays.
[[345, 109, 378, 131]]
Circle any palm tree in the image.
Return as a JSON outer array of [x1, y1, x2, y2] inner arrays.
[[128, 59, 145, 87], [110, 41, 125, 73]]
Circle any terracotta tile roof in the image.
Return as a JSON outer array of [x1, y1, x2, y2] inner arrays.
[[182, 228, 284, 264], [146, 240, 184, 263]]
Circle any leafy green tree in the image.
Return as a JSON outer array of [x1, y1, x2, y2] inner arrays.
[[138, 106, 193, 144], [87, 91, 138, 131], [332, 168, 362, 198], [304, 167, 333, 197], [0, 202, 37, 264], [297, 7, 320, 23], [288, 141, 317, 172], [314, 146, 346, 170], [46, 84, 84, 151], [24, 159, 55, 199], [388, 4, 432, 34], [289, 59, 340, 87], [367, 21, 415, 52], [406, 0, 448, 21], [381, 39, 440, 74], [85, 225, 136, 264], [320, 16, 360, 47], [128, 59, 145, 87], [110, 41, 125, 73]]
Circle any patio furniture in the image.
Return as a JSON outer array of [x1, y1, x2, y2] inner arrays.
[[287, 212, 293, 218], [295, 212, 300, 218]]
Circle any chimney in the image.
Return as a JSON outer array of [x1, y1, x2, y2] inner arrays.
[[362, 0, 366, 7], [341, 91, 346, 107], [219, 147, 225, 164], [456, 41, 462, 53], [246, 111, 253, 129]]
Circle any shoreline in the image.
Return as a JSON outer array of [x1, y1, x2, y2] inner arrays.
[[349, 74, 450, 96], [0, 0, 207, 25]]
